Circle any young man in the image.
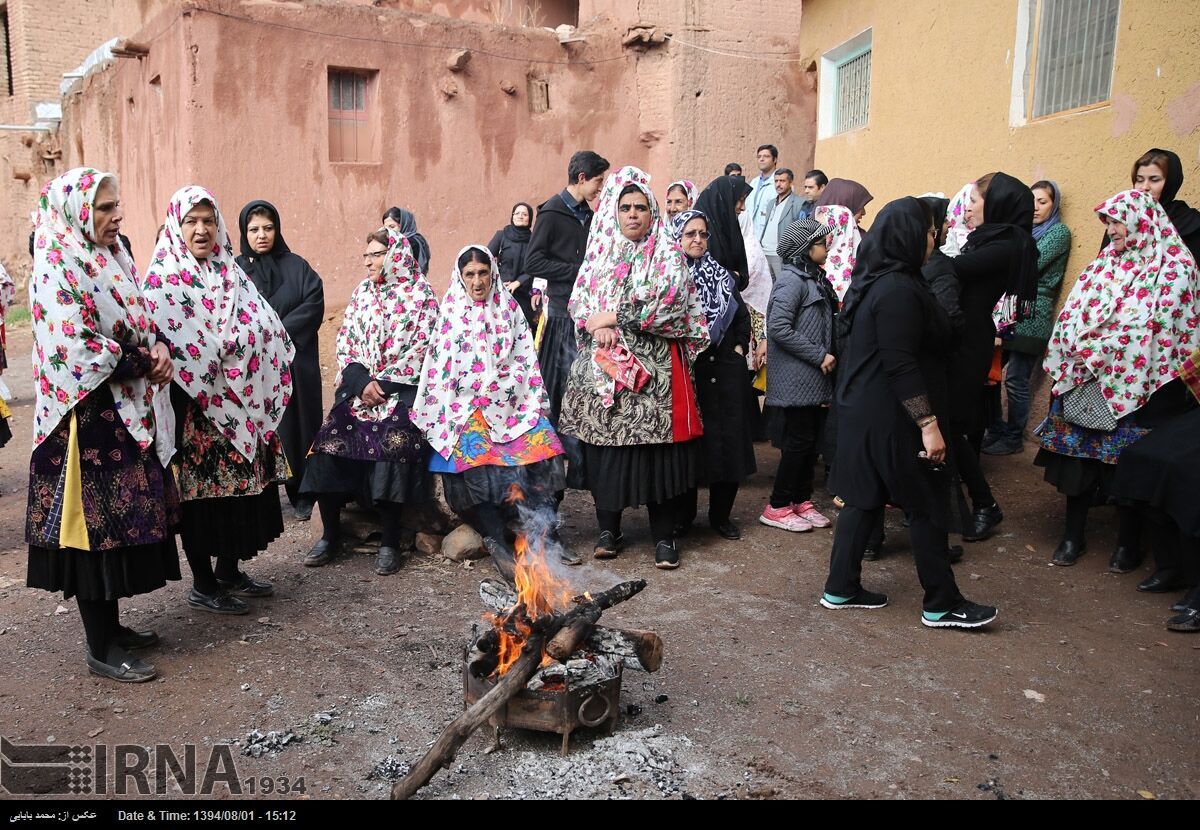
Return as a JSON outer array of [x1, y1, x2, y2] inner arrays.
[[724, 162, 744, 178], [747, 144, 780, 239], [798, 170, 829, 221], [760, 168, 803, 277], [525, 150, 610, 487]]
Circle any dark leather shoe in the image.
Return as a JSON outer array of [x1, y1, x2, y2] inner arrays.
[[114, 625, 159, 650], [947, 545, 964, 564], [962, 504, 1004, 542], [862, 544, 882, 562], [293, 500, 313, 521], [710, 519, 741, 540], [654, 541, 680, 570], [304, 539, 339, 567], [1051, 539, 1087, 567], [1137, 570, 1187, 593], [1108, 545, 1144, 574], [217, 573, 274, 598], [375, 546, 402, 576], [187, 588, 249, 615], [1166, 608, 1200, 632], [87, 648, 155, 683]]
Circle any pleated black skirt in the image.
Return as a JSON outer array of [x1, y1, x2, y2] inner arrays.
[[440, 457, 567, 514], [300, 454, 431, 506], [1034, 450, 1113, 499], [27, 539, 181, 602], [178, 487, 284, 561], [582, 440, 700, 512]]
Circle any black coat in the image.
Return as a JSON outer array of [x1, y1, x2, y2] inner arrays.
[[694, 293, 757, 483], [945, 241, 1007, 428], [487, 225, 534, 321], [525, 191, 592, 317]]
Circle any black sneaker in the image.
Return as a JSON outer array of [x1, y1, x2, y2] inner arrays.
[[820, 589, 888, 610], [654, 541, 680, 570], [593, 531, 624, 560], [922, 600, 998, 629]]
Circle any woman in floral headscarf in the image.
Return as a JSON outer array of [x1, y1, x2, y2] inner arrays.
[[663, 180, 698, 222], [1035, 189, 1200, 572], [144, 186, 294, 615], [300, 229, 438, 576], [26, 168, 178, 683], [559, 166, 709, 570], [414, 245, 570, 575]]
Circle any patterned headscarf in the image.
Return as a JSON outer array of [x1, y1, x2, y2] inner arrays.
[[1043, 189, 1200, 419], [30, 168, 157, 449], [777, 218, 833, 265], [813, 204, 861, 300], [666, 180, 698, 211], [143, 185, 295, 461], [414, 245, 549, 459], [569, 165, 709, 406], [940, 182, 975, 257], [673, 210, 737, 347], [336, 229, 439, 423]]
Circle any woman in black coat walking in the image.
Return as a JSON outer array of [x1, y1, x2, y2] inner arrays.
[[673, 209, 757, 539], [823, 197, 997, 629], [237, 200, 325, 520], [487, 202, 536, 326]]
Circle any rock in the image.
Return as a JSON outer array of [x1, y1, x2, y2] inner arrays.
[[441, 525, 486, 562], [446, 49, 472, 72], [500, 80, 518, 95], [439, 78, 459, 98], [415, 532, 444, 557]]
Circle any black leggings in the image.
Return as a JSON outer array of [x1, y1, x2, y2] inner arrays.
[[183, 548, 244, 595], [77, 598, 119, 660], [317, 496, 405, 548], [678, 483, 740, 526], [597, 501, 677, 545]]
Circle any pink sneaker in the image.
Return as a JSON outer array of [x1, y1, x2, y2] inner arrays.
[[792, 501, 831, 528], [759, 505, 813, 532]]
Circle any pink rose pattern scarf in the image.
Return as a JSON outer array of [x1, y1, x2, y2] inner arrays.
[[813, 204, 861, 301]]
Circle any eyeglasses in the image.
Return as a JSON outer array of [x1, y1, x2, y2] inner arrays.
[[682, 230, 710, 240], [362, 250, 387, 260]]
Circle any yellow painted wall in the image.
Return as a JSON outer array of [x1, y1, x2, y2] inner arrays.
[[798, 0, 1200, 283]]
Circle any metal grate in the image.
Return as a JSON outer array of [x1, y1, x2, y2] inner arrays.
[[1031, 0, 1119, 118], [835, 50, 871, 134]]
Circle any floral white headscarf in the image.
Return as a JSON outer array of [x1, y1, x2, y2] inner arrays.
[[813, 204, 861, 301]]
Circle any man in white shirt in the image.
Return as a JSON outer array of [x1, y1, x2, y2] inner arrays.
[[747, 144, 779, 239], [759, 168, 802, 277]]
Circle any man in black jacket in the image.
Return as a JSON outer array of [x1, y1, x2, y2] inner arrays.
[[526, 150, 609, 491]]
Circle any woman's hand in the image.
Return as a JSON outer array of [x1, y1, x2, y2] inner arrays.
[[594, 327, 619, 349], [586, 312, 619, 334], [148, 342, 174, 386], [821, 353, 837, 375], [753, 339, 767, 370], [505, 280, 521, 293], [361, 380, 387, 407], [921, 421, 946, 465]]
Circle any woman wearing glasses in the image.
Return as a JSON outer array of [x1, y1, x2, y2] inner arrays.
[[299, 229, 439, 576]]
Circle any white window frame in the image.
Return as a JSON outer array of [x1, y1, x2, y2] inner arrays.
[[818, 28, 873, 140]]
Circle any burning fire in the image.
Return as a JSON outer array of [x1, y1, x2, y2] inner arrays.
[[488, 486, 576, 676]]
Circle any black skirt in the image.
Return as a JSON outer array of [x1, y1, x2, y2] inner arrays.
[[537, 315, 585, 489], [693, 342, 757, 484], [178, 487, 284, 561], [300, 454, 431, 506], [27, 539, 181, 602], [1111, 408, 1200, 537], [1033, 450, 1113, 499], [582, 440, 700, 512], [440, 457, 567, 514]]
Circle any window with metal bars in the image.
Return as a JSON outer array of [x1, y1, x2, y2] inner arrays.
[[1029, 0, 1119, 119], [834, 50, 871, 134], [328, 69, 378, 163]]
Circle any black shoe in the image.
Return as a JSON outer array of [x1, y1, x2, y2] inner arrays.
[[87, 647, 156, 683], [1166, 608, 1200, 632], [654, 541, 680, 570], [820, 589, 888, 610], [673, 522, 692, 539], [1108, 545, 1144, 574], [216, 572, 274, 598], [593, 531, 623, 560], [962, 504, 1003, 542], [1050, 539, 1087, 567], [304, 539, 339, 567], [1137, 570, 1187, 593], [862, 544, 882, 562], [982, 440, 1022, 456], [293, 500, 313, 521], [187, 588, 249, 615], [709, 519, 741, 540], [922, 600, 998, 629], [947, 545, 964, 564], [375, 546, 402, 576], [114, 625, 159, 650]]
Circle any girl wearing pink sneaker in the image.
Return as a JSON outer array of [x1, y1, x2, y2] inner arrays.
[[760, 218, 836, 533]]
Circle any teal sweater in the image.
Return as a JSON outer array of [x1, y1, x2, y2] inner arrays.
[[1009, 222, 1071, 355]]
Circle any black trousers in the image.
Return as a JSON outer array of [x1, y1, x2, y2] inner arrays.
[[770, 406, 827, 508], [825, 505, 963, 612], [951, 430, 995, 510], [678, 482, 740, 526]]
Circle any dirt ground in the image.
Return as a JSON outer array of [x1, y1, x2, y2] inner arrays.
[[0, 321, 1196, 801]]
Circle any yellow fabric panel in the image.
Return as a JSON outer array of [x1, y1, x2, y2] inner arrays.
[[0, 396, 10, 419], [59, 410, 91, 550]]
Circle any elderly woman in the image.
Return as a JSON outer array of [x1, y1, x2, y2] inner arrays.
[[144, 187, 295, 615], [383, 206, 431, 276], [27, 168, 178, 681], [414, 246, 570, 573], [237, 200, 324, 520], [672, 209, 756, 539], [300, 230, 438, 576], [1036, 189, 1200, 574], [559, 166, 709, 569]]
